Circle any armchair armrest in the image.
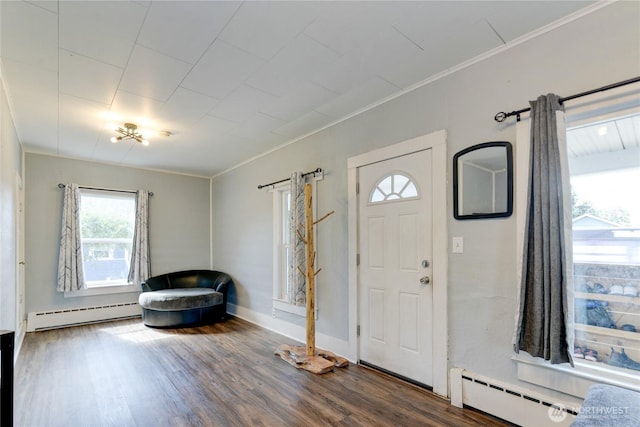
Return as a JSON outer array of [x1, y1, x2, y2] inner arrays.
[[214, 280, 228, 295], [140, 275, 170, 292]]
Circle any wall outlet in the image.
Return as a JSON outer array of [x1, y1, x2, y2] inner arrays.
[[452, 237, 464, 253]]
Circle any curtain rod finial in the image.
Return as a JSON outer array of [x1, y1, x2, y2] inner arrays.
[[495, 112, 507, 122]]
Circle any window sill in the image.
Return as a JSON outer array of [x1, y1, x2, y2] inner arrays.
[[272, 299, 317, 318], [513, 353, 640, 399], [64, 283, 140, 298]]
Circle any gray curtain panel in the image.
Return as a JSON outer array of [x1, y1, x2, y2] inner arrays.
[[128, 190, 151, 286], [288, 171, 306, 306], [57, 183, 85, 292], [515, 94, 573, 365]]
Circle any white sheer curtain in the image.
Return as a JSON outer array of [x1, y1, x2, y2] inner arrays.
[[288, 171, 306, 306], [128, 190, 151, 287], [57, 183, 85, 292]]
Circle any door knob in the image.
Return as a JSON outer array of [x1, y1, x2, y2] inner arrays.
[[420, 276, 430, 285]]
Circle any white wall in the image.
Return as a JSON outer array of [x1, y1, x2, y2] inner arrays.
[[24, 153, 211, 314], [211, 1, 640, 398], [0, 73, 23, 333]]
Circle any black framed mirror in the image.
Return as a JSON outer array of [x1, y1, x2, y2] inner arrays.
[[453, 141, 513, 220]]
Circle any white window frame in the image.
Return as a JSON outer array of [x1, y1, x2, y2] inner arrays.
[[271, 172, 323, 317], [65, 189, 138, 298], [513, 84, 640, 397]]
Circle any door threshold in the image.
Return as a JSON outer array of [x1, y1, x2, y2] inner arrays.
[[359, 360, 433, 391]]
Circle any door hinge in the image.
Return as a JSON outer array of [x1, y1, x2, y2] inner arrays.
[[357, 325, 360, 337], [356, 182, 360, 195], [356, 253, 360, 266]]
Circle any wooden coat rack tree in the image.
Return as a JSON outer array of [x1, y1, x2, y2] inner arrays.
[[275, 183, 348, 374]]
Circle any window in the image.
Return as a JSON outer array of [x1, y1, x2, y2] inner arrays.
[[271, 176, 320, 317], [514, 94, 640, 396], [79, 189, 136, 288], [568, 113, 640, 374], [272, 184, 307, 316], [369, 172, 419, 203], [273, 186, 291, 303]]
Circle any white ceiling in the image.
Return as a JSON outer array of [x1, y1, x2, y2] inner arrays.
[[1, 0, 593, 177]]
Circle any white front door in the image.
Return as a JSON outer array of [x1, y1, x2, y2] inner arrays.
[[358, 149, 433, 386]]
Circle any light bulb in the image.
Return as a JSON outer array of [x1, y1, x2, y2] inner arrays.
[[142, 139, 149, 146], [110, 136, 118, 143]]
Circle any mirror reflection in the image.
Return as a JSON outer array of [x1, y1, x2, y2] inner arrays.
[[453, 141, 513, 219]]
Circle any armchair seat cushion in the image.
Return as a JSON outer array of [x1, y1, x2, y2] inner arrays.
[[138, 288, 223, 311]]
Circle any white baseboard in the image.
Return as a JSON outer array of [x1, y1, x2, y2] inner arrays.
[[227, 303, 353, 362]]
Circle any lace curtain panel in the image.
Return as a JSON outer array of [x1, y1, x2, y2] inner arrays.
[[57, 183, 85, 292], [288, 172, 306, 306], [128, 190, 151, 286]]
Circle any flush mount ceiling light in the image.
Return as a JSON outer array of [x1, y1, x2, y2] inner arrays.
[[110, 122, 149, 146], [110, 122, 172, 146]]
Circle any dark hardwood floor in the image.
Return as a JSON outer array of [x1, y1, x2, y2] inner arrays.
[[15, 317, 509, 427]]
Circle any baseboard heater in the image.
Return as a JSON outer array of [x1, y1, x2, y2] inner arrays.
[[27, 302, 141, 331], [450, 368, 578, 427]]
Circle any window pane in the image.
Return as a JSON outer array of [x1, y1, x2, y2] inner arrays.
[[282, 190, 291, 300], [378, 176, 392, 195], [283, 246, 290, 300], [80, 191, 135, 287], [569, 113, 640, 372], [371, 189, 385, 202], [393, 174, 409, 193], [283, 191, 291, 244], [401, 182, 418, 198]]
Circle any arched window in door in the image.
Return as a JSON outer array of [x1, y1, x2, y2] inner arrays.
[[369, 172, 419, 204]]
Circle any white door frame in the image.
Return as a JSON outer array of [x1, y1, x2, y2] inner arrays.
[[347, 130, 448, 398], [15, 169, 26, 358]]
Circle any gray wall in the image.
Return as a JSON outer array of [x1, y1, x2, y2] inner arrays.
[[211, 1, 640, 392], [0, 72, 23, 332], [24, 153, 211, 313]]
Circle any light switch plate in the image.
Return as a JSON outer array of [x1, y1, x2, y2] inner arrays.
[[452, 237, 464, 253]]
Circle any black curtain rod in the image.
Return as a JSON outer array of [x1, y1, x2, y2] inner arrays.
[[58, 183, 154, 196], [257, 168, 322, 189], [494, 76, 640, 122]]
